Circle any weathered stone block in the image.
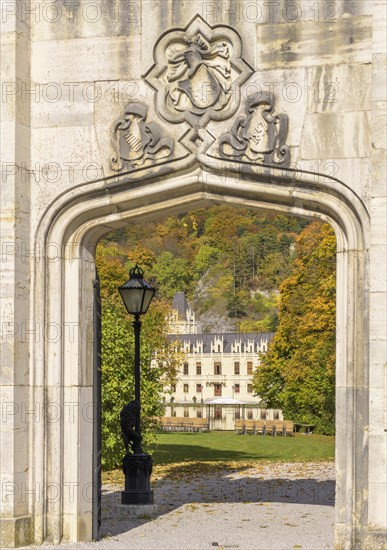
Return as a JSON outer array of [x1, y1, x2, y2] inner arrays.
[[307, 64, 371, 113], [371, 149, 387, 198], [371, 101, 387, 151], [30, 82, 95, 129], [31, 125, 101, 170], [299, 112, 372, 159], [369, 292, 387, 341], [1, 40, 17, 122], [369, 400, 387, 438], [369, 339, 387, 389], [370, 244, 387, 293], [31, 0, 141, 42], [372, 53, 387, 103], [372, 1, 387, 55], [32, 36, 141, 83], [0, 516, 34, 548], [256, 16, 372, 70], [368, 482, 387, 529], [370, 198, 387, 245], [1, 121, 30, 165]]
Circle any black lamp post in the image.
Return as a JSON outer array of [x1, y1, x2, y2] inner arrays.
[[118, 264, 156, 505]]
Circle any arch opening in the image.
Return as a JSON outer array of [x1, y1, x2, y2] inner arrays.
[[31, 163, 369, 548]]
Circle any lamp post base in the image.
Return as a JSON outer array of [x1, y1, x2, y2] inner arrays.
[[121, 490, 154, 505], [121, 453, 154, 505]]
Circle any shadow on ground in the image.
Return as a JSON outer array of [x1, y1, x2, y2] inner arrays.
[[100, 463, 336, 538]]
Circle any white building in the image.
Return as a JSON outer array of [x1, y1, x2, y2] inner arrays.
[[162, 294, 281, 429]]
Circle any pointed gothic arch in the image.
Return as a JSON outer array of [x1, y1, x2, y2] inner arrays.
[[30, 157, 369, 548]]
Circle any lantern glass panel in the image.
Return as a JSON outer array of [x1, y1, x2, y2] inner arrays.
[[141, 288, 155, 314], [119, 287, 144, 315]]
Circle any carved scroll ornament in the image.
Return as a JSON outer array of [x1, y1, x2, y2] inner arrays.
[[218, 92, 290, 166], [111, 103, 174, 172]]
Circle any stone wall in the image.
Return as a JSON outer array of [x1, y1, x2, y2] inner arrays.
[[0, 1, 386, 548]]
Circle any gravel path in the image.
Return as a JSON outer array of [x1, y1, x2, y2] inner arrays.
[[20, 462, 335, 550]]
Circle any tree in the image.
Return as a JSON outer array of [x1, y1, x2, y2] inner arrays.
[[226, 290, 249, 318], [127, 245, 155, 270], [193, 244, 220, 277], [253, 222, 336, 434], [151, 251, 191, 300]]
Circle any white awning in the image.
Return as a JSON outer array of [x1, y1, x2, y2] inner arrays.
[[204, 397, 245, 405]]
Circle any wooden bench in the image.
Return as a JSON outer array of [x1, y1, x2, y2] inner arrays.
[[190, 417, 209, 431], [235, 419, 265, 435], [254, 419, 266, 434], [158, 416, 208, 432], [264, 420, 295, 436], [235, 419, 246, 434], [235, 419, 294, 436], [263, 420, 276, 435], [278, 420, 295, 436]]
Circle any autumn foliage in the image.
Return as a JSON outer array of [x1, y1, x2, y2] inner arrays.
[[253, 222, 337, 434], [103, 206, 309, 331]]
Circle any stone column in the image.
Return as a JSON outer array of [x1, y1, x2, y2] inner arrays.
[[366, 1, 387, 545], [0, 1, 34, 547]]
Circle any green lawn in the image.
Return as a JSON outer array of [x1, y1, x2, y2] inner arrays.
[[149, 431, 335, 464], [102, 431, 334, 483]]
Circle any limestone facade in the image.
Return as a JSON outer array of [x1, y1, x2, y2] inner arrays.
[[161, 294, 279, 429], [0, 1, 386, 548], [165, 331, 273, 402]]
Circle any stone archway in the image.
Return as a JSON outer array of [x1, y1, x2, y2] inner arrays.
[[3, 6, 386, 548], [31, 157, 369, 549]]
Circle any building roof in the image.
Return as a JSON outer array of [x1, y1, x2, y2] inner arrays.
[[171, 292, 189, 319], [168, 332, 275, 353]]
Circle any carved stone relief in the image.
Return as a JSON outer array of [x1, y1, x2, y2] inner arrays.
[[110, 15, 291, 174], [111, 103, 174, 172], [144, 15, 254, 128], [218, 92, 290, 166]]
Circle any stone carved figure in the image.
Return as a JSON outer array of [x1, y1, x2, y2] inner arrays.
[[219, 92, 290, 166], [111, 103, 174, 171], [165, 33, 231, 115], [120, 400, 142, 455]]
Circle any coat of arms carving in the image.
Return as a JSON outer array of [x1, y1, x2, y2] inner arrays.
[[144, 15, 254, 128], [165, 34, 231, 114], [111, 103, 174, 172], [109, 15, 292, 177], [218, 92, 290, 166]]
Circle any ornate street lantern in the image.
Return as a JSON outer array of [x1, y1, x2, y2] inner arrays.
[[118, 264, 156, 317], [118, 264, 156, 505]]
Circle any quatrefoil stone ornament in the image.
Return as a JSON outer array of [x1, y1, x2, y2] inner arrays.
[[144, 15, 254, 129]]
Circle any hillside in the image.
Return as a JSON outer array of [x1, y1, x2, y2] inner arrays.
[[100, 206, 309, 331]]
